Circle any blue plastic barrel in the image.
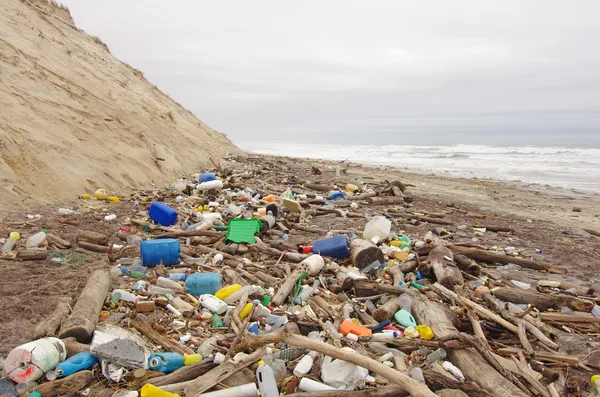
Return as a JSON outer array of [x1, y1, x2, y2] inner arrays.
[[148, 352, 184, 373], [149, 202, 178, 226], [140, 239, 180, 267], [56, 352, 98, 378], [312, 235, 350, 259], [185, 272, 222, 296], [199, 172, 217, 183]]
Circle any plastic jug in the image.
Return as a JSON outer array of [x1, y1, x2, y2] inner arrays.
[[299, 255, 324, 276], [363, 216, 391, 241], [148, 352, 185, 373], [149, 202, 178, 226], [140, 384, 181, 397], [183, 354, 204, 365], [5, 337, 66, 383], [141, 239, 180, 267], [312, 235, 350, 259], [46, 352, 98, 380], [215, 284, 242, 300], [186, 273, 222, 296], [256, 361, 279, 397], [25, 231, 46, 248], [394, 309, 417, 328], [199, 294, 228, 314], [321, 347, 369, 390], [157, 277, 184, 292]]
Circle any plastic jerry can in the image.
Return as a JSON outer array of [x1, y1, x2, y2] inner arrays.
[[199, 294, 228, 314], [338, 320, 372, 337], [140, 384, 181, 397], [148, 202, 178, 226], [5, 337, 66, 383], [186, 273, 222, 296], [47, 352, 98, 380], [256, 361, 279, 397], [394, 309, 417, 328], [311, 235, 350, 259], [141, 239, 180, 267], [148, 352, 185, 373]]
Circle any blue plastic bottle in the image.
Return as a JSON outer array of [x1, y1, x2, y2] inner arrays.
[[140, 239, 180, 267], [199, 172, 217, 183], [185, 273, 222, 296], [148, 352, 184, 373], [50, 352, 98, 379], [312, 235, 350, 259], [148, 202, 178, 226]]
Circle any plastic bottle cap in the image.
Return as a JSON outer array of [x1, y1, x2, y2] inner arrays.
[[258, 360, 265, 366]]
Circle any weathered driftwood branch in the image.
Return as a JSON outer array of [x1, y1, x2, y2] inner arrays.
[[450, 246, 563, 273], [34, 297, 72, 338], [374, 296, 400, 322], [62, 337, 91, 357], [31, 370, 94, 397], [77, 241, 109, 253], [286, 386, 407, 397], [350, 239, 384, 269], [272, 269, 304, 306], [252, 237, 306, 263], [17, 249, 49, 260], [367, 196, 409, 205], [492, 287, 593, 312], [426, 245, 463, 288], [76, 231, 109, 245], [59, 270, 110, 343], [131, 314, 192, 355], [240, 329, 438, 397]]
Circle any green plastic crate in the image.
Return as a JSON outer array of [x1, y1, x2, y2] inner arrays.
[[225, 218, 262, 243]]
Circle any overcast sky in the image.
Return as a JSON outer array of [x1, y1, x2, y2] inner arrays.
[[62, 1, 600, 146]]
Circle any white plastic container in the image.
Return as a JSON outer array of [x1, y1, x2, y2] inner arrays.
[[5, 337, 66, 383], [104, 214, 117, 222], [197, 180, 223, 191], [25, 231, 46, 248], [199, 383, 258, 397], [112, 289, 138, 303], [300, 255, 325, 276], [198, 336, 219, 357], [298, 378, 336, 392], [173, 180, 188, 192], [1, 237, 16, 252], [256, 361, 279, 397], [293, 354, 314, 376], [363, 216, 391, 241], [199, 294, 228, 314], [321, 347, 369, 390], [224, 286, 260, 304], [157, 276, 184, 292]]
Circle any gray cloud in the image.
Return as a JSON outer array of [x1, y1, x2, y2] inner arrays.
[[62, 0, 600, 146]]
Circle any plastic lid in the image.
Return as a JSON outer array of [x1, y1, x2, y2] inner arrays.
[[258, 360, 265, 366]]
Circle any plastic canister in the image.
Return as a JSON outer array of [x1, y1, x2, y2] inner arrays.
[[299, 255, 324, 276], [186, 273, 222, 296], [141, 239, 180, 267], [47, 352, 98, 380], [312, 235, 350, 259], [199, 294, 228, 314], [148, 202, 178, 226], [5, 337, 66, 383], [140, 384, 181, 397], [394, 309, 417, 328], [363, 216, 392, 241], [148, 352, 185, 374], [215, 284, 242, 300]]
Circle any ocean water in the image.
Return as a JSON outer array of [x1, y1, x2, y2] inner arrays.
[[243, 143, 600, 193]]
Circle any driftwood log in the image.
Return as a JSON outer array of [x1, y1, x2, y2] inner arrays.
[[76, 231, 109, 245], [16, 249, 49, 260], [222, 267, 250, 286], [450, 246, 563, 273], [374, 296, 401, 322], [426, 246, 463, 288], [46, 233, 72, 249], [408, 290, 528, 397], [286, 385, 407, 397], [59, 269, 111, 343], [77, 241, 109, 253], [492, 287, 594, 312], [367, 196, 408, 205], [131, 314, 193, 355], [34, 297, 72, 338], [272, 269, 304, 306], [62, 337, 91, 357], [155, 229, 223, 239], [344, 279, 409, 297], [350, 239, 384, 269], [31, 370, 94, 397]]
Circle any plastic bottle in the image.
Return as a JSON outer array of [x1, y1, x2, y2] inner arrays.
[[58, 208, 74, 215], [46, 352, 98, 380], [196, 383, 258, 397], [442, 361, 465, 381], [5, 337, 66, 383], [197, 180, 223, 191], [293, 285, 314, 304], [592, 306, 600, 318], [127, 235, 143, 246], [224, 285, 259, 304], [140, 384, 181, 397], [141, 239, 181, 267], [215, 284, 243, 300], [410, 367, 425, 383], [299, 378, 336, 392], [1, 237, 16, 252], [363, 216, 392, 241], [186, 273, 222, 296], [426, 348, 447, 362], [15, 381, 37, 395], [199, 295, 228, 314], [148, 353, 185, 373], [321, 347, 369, 389], [167, 273, 187, 281], [157, 277, 184, 292], [25, 231, 46, 248], [511, 280, 531, 290], [293, 353, 315, 376], [256, 361, 279, 397], [147, 285, 174, 295], [239, 302, 254, 319], [398, 293, 412, 312], [104, 214, 117, 222]]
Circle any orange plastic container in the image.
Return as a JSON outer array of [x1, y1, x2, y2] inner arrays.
[[338, 320, 372, 337]]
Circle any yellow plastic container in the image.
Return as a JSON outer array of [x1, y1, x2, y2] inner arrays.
[[9, 232, 20, 240], [416, 325, 434, 340], [183, 354, 204, 365], [94, 189, 107, 200], [239, 302, 254, 320], [80, 194, 91, 199], [215, 284, 242, 300], [107, 196, 120, 203], [140, 384, 181, 397], [345, 183, 358, 192]]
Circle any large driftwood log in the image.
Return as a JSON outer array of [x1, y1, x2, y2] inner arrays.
[[272, 269, 304, 306], [367, 196, 409, 205], [142, 358, 216, 386], [46, 233, 72, 249], [131, 314, 192, 355], [374, 296, 401, 322], [155, 230, 223, 239], [77, 241, 109, 253], [76, 231, 109, 245], [408, 290, 528, 397], [59, 270, 111, 343], [62, 337, 91, 357], [492, 287, 594, 312], [350, 239, 384, 269], [346, 191, 376, 201], [427, 246, 463, 288], [344, 279, 409, 296], [16, 249, 49, 260], [222, 267, 250, 286], [286, 385, 407, 397], [34, 297, 72, 338], [31, 370, 94, 397], [450, 246, 563, 273], [239, 329, 437, 397]]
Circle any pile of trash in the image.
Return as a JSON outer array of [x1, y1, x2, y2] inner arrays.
[[1, 155, 600, 397]]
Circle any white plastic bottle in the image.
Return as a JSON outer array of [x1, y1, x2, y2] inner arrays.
[[293, 353, 315, 376], [197, 180, 223, 191], [147, 285, 175, 296], [256, 360, 279, 397], [199, 294, 228, 314], [112, 289, 138, 303], [26, 231, 46, 248], [1, 237, 16, 252], [157, 276, 184, 292]]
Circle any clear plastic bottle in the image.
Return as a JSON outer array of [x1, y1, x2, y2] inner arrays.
[[112, 289, 138, 303], [1, 237, 16, 252], [147, 285, 175, 296], [26, 231, 46, 248], [410, 367, 425, 383], [426, 348, 447, 362], [398, 293, 412, 312]]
